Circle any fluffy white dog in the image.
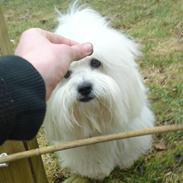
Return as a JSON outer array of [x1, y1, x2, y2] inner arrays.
[[44, 5, 154, 180]]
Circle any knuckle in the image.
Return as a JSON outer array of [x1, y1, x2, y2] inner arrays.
[[21, 28, 41, 37]]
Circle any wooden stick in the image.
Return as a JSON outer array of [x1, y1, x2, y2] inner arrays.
[[0, 125, 182, 164], [0, 7, 12, 55]]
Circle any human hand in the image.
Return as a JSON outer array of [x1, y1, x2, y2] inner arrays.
[[15, 28, 93, 99]]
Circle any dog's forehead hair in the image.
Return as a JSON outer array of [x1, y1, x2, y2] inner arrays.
[[70, 56, 92, 69]]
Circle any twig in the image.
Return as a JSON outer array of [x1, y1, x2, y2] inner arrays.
[[0, 125, 182, 164]]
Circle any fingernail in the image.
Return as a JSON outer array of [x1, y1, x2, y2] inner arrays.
[[83, 43, 93, 55]]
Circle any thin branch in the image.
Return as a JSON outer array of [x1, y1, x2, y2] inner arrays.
[[0, 125, 182, 164]]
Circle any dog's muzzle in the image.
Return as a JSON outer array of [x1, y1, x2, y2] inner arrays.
[[77, 82, 95, 102]]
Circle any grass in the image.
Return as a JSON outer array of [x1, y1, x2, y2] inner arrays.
[[1, 0, 183, 182]]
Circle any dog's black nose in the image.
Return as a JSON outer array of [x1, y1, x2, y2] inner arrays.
[[78, 82, 93, 96]]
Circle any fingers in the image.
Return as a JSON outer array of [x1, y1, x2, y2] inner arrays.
[[23, 28, 93, 61], [40, 29, 78, 45], [70, 43, 93, 61], [40, 28, 93, 61], [21, 28, 79, 46]]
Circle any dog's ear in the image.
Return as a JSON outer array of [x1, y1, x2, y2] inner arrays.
[[94, 29, 146, 120], [43, 111, 60, 142]]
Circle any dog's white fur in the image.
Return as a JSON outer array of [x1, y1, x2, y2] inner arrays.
[[44, 6, 154, 180]]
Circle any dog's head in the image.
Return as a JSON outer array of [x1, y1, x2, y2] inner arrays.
[[45, 8, 147, 139]]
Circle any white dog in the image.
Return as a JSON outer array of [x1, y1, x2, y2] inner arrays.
[[44, 5, 154, 180]]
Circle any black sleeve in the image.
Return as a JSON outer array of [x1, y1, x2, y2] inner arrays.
[[0, 55, 46, 144]]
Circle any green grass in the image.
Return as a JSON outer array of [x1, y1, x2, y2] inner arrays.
[[1, 0, 183, 182]]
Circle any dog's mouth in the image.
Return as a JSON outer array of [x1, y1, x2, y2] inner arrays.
[[78, 95, 95, 102]]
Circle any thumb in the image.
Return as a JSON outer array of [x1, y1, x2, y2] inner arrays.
[[70, 43, 93, 61]]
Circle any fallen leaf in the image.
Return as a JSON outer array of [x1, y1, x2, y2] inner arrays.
[[154, 141, 167, 151]]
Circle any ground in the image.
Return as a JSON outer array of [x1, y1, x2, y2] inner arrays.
[[1, 0, 183, 182]]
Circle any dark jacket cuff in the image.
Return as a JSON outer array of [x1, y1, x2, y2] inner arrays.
[[0, 55, 46, 144]]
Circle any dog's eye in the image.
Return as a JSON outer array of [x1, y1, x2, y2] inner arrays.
[[90, 58, 101, 68], [64, 70, 72, 79]]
